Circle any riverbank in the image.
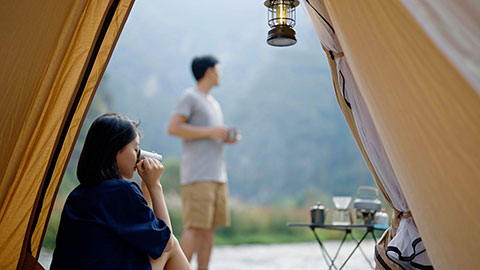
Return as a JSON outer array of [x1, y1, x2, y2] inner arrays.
[[40, 240, 377, 269]]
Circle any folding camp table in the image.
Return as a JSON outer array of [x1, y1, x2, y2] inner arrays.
[[286, 222, 389, 270]]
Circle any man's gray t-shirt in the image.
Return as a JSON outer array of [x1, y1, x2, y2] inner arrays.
[[172, 88, 227, 185]]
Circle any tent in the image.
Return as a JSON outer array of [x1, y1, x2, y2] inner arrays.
[[0, 0, 135, 269], [0, 0, 479, 269], [301, 0, 480, 269]]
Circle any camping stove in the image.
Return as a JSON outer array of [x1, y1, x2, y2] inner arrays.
[[355, 209, 377, 224], [353, 186, 382, 225]]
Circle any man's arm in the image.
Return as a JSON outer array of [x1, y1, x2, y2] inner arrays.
[[168, 114, 228, 140]]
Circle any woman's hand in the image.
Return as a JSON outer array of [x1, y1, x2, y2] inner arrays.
[[137, 158, 172, 229], [136, 157, 164, 189]]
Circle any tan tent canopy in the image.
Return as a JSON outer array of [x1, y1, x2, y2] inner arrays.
[[302, 0, 480, 269], [0, 0, 135, 269], [1, 0, 479, 269]]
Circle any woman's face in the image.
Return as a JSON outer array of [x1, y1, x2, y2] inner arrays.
[[116, 135, 140, 179]]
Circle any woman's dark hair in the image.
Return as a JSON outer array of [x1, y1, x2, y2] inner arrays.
[[77, 113, 140, 185], [191, 55, 219, 81]]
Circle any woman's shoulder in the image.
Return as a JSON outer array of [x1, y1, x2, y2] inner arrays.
[[72, 179, 141, 198], [100, 179, 142, 195], [108, 179, 147, 204], [69, 179, 146, 212], [100, 178, 136, 187]]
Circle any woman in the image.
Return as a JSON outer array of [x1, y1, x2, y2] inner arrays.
[[50, 113, 189, 270]]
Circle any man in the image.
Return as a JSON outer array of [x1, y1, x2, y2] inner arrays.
[[168, 55, 237, 270]]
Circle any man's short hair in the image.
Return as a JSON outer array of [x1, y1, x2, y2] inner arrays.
[[191, 55, 219, 81]]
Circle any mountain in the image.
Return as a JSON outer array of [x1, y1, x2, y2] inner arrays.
[[97, 0, 375, 204]]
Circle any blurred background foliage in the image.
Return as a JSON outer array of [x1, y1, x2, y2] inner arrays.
[[42, 0, 390, 250]]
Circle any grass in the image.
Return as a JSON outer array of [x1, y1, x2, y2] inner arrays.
[[42, 181, 388, 251]]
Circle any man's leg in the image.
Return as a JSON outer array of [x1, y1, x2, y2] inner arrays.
[[180, 182, 217, 267], [196, 226, 215, 270], [179, 228, 196, 262], [179, 226, 215, 268]]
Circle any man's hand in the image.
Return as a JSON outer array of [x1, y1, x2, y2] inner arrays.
[[136, 158, 164, 189], [224, 138, 238, 144]]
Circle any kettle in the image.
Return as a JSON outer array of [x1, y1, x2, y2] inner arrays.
[[353, 186, 382, 224], [353, 186, 382, 211], [310, 202, 326, 225]]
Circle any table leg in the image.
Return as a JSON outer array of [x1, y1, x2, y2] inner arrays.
[[329, 230, 350, 269], [371, 229, 377, 243], [350, 232, 375, 269], [338, 230, 370, 270], [311, 227, 339, 270]]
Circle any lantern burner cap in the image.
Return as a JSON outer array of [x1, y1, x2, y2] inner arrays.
[[264, 0, 299, 8], [267, 25, 297, 47]]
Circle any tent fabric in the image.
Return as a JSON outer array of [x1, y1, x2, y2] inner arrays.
[[387, 218, 431, 269], [335, 56, 431, 269], [301, 0, 394, 207], [0, 0, 134, 269], [30, 0, 135, 259], [306, 0, 480, 269], [400, 0, 480, 96], [301, 1, 432, 268]]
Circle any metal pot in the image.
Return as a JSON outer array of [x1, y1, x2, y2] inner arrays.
[[310, 202, 326, 225]]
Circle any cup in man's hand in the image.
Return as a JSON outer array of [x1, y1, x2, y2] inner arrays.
[[227, 128, 241, 141]]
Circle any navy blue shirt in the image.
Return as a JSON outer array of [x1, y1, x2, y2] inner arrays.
[[50, 179, 171, 270]]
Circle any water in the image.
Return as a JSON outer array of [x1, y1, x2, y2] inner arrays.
[[40, 240, 376, 270]]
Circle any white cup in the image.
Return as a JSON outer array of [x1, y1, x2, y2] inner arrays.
[[139, 150, 163, 162]]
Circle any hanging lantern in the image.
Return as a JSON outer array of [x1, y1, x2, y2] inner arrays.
[[264, 0, 299, 47]]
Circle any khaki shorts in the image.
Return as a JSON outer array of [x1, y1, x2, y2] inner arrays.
[[181, 181, 230, 229]]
